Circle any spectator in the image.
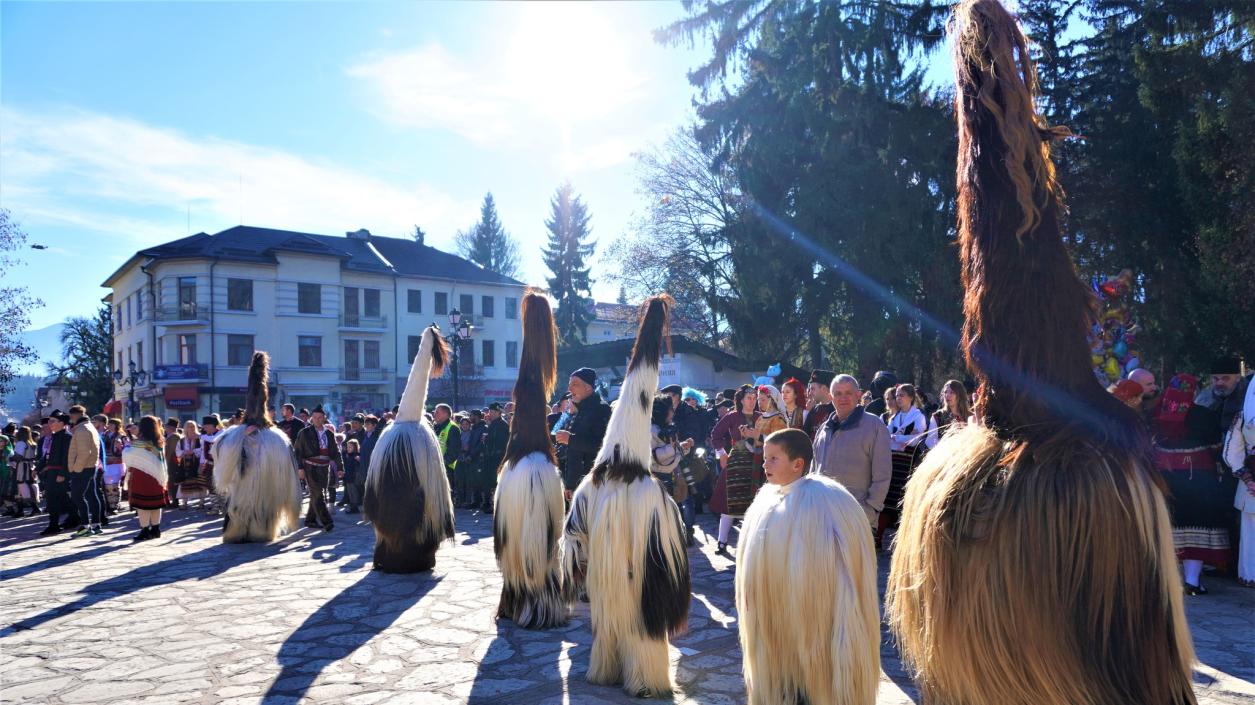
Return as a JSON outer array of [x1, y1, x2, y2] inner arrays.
[[709, 385, 761, 555], [38, 411, 76, 536], [66, 405, 103, 537], [342, 438, 363, 514], [1128, 367, 1161, 421], [11, 427, 39, 517], [554, 367, 611, 494], [883, 384, 927, 545], [162, 418, 181, 509], [431, 403, 461, 499], [780, 378, 806, 429], [360, 414, 385, 479], [176, 421, 208, 510], [294, 406, 342, 532], [459, 410, 487, 508], [865, 370, 898, 418], [93, 414, 122, 515], [477, 402, 509, 513], [649, 396, 695, 544], [278, 404, 305, 443], [1220, 359, 1255, 588], [926, 379, 972, 449], [812, 375, 892, 531], [125, 416, 170, 542], [879, 388, 897, 424], [803, 370, 836, 438]]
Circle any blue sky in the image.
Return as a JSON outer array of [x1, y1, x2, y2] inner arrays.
[[1, 1, 714, 329]]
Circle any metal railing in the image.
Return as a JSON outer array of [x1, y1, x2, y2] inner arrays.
[[154, 304, 205, 322], [339, 313, 388, 328]]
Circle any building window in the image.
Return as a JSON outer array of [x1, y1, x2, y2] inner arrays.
[[364, 340, 380, 369], [343, 287, 359, 325], [178, 277, 197, 319], [178, 334, 197, 364], [298, 336, 322, 367], [407, 335, 421, 363], [227, 279, 253, 311], [364, 289, 381, 318], [115, 305, 122, 332], [227, 334, 254, 366], [117, 351, 123, 374], [135, 291, 144, 320], [459, 294, 474, 317], [298, 283, 321, 314], [407, 289, 422, 313], [505, 297, 518, 320], [481, 296, 494, 318], [136, 341, 143, 370], [482, 340, 495, 367], [435, 292, 448, 316], [506, 341, 518, 368], [344, 339, 359, 378]]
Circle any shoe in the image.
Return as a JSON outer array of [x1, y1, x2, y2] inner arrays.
[[91, 526, 103, 535], [1184, 582, 1208, 596], [344, 507, 359, 514], [39, 526, 61, 536], [481, 503, 493, 515], [323, 524, 334, 532], [100, 517, 110, 527], [28, 506, 40, 516], [71, 527, 92, 538], [151, 526, 161, 539], [304, 520, 319, 528], [133, 526, 151, 543], [716, 542, 728, 555]]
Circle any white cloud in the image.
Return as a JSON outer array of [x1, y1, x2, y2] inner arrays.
[[0, 106, 477, 246]]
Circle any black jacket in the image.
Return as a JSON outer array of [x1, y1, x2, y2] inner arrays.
[[294, 425, 345, 472], [563, 393, 611, 489], [464, 421, 487, 463], [40, 430, 71, 472], [482, 417, 509, 475], [360, 423, 387, 475], [278, 417, 306, 443]]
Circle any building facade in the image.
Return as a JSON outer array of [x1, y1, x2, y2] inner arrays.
[[104, 226, 528, 422]]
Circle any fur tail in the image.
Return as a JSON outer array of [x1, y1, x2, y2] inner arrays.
[[593, 295, 672, 471], [397, 325, 448, 423], [244, 351, 273, 428]]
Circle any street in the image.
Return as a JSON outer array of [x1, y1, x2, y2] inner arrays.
[[2, 505, 1252, 705]]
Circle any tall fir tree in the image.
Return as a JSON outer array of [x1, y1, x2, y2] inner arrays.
[[455, 193, 520, 279], [542, 183, 596, 347]]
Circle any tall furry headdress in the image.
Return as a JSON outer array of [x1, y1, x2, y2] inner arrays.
[[244, 351, 273, 429], [396, 325, 449, 423], [503, 291, 558, 467]]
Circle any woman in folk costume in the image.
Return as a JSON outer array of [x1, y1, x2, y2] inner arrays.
[[886, 2, 1196, 705], [1222, 370, 1255, 588], [493, 292, 568, 629], [738, 428, 879, 705], [124, 416, 171, 542], [364, 325, 455, 573], [213, 352, 303, 544], [563, 295, 691, 699], [708, 385, 761, 555]]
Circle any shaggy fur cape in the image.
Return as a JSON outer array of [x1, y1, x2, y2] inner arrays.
[[215, 351, 302, 544], [493, 292, 567, 628], [885, 3, 1196, 705], [737, 474, 879, 705], [563, 295, 691, 698], [364, 325, 455, 573]]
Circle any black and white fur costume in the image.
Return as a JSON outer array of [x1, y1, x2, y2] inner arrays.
[[214, 351, 302, 544], [493, 292, 568, 628], [364, 325, 455, 573], [563, 295, 691, 698]]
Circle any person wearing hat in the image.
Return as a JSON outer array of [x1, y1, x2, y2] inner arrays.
[[197, 414, 224, 514], [1198, 355, 1251, 434], [294, 405, 343, 531], [555, 367, 611, 494], [1212, 356, 1255, 587], [457, 409, 487, 508], [803, 370, 837, 438], [37, 411, 76, 535], [474, 402, 508, 513]]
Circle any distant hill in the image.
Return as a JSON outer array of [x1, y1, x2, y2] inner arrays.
[[0, 374, 42, 425], [18, 322, 64, 375]]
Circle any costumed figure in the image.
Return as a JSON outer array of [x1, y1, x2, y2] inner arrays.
[[493, 292, 568, 629], [364, 325, 455, 573], [1222, 369, 1255, 587], [213, 352, 303, 543], [563, 295, 691, 698], [886, 3, 1196, 704]]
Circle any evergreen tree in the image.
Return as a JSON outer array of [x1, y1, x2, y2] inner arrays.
[[616, 285, 628, 305], [543, 183, 596, 347], [412, 225, 426, 245], [455, 193, 520, 279]]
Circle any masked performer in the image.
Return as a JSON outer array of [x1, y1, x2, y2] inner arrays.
[[493, 292, 567, 628], [886, 3, 1196, 705], [563, 295, 690, 698], [364, 325, 455, 573], [214, 352, 302, 544]]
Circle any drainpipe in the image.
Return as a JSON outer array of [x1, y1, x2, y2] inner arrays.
[[141, 261, 158, 413], [209, 258, 219, 415], [391, 267, 399, 408]]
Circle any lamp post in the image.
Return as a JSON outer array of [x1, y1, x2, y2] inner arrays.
[[112, 360, 148, 422], [444, 309, 474, 411]]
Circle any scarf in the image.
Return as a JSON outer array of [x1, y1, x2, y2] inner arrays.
[[123, 442, 168, 486]]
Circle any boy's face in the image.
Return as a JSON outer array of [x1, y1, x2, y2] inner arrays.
[[763, 442, 805, 485]]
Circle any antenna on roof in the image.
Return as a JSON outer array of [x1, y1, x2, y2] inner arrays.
[[238, 174, 243, 225]]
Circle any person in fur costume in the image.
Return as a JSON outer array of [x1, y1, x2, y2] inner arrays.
[[563, 295, 691, 698], [364, 325, 455, 573], [885, 3, 1196, 705], [213, 352, 303, 544], [738, 428, 879, 705], [493, 292, 568, 629]]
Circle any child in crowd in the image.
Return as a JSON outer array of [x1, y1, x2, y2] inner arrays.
[[736, 428, 880, 705], [342, 438, 362, 514]]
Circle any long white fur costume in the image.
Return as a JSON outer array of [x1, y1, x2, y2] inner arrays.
[[737, 474, 880, 705], [364, 325, 455, 573], [563, 296, 691, 698], [493, 292, 567, 628], [214, 352, 302, 544]]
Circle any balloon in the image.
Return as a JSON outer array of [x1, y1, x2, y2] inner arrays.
[[1113, 340, 1128, 358], [1103, 357, 1121, 381], [1092, 354, 1105, 367], [1125, 356, 1140, 373]]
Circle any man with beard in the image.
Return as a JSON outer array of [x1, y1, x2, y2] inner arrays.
[[1128, 367, 1162, 428]]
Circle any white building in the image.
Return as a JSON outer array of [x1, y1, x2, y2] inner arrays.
[[103, 226, 527, 421]]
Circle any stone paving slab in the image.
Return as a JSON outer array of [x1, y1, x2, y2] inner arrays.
[[1, 503, 1252, 704]]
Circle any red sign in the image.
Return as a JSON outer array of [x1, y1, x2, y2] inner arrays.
[[163, 386, 200, 409]]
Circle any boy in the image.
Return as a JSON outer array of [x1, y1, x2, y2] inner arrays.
[[736, 428, 880, 705]]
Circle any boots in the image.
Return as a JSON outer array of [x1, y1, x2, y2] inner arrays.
[[133, 525, 152, 543]]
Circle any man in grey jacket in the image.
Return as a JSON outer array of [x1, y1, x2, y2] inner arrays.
[[811, 374, 892, 528]]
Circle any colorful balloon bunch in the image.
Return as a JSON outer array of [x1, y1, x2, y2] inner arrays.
[[754, 363, 782, 387], [1089, 269, 1141, 383]]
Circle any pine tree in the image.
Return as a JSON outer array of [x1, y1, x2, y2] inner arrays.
[[455, 193, 520, 279], [412, 225, 426, 245], [616, 285, 628, 305], [543, 183, 596, 347]]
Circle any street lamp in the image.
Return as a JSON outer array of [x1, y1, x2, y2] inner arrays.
[[444, 309, 474, 411], [113, 360, 148, 422]]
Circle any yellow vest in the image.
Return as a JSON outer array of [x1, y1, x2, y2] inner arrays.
[[436, 422, 457, 471]]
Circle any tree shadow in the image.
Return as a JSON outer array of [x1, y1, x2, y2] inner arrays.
[[0, 541, 131, 582], [264, 570, 442, 701], [2, 540, 291, 635]]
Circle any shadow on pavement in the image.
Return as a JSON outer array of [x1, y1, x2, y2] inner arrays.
[[264, 570, 442, 701]]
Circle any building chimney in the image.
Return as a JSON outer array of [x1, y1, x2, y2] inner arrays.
[[346, 229, 371, 240]]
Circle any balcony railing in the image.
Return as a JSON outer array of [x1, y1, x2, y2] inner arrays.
[[339, 367, 391, 382], [154, 304, 206, 322], [339, 313, 388, 329]]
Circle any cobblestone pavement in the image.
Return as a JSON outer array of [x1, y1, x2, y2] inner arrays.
[[2, 502, 1252, 705]]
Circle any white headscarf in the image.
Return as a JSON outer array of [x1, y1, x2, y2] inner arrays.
[[757, 384, 787, 419]]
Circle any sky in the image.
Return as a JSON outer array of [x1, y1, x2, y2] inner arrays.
[[1, 1, 713, 330]]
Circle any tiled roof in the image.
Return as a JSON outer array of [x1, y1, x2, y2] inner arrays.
[[105, 225, 525, 286]]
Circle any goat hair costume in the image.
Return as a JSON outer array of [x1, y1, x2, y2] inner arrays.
[[214, 351, 302, 544], [364, 325, 455, 573], [885, 3, 1196, 705], [563, 295, 691, 698], [737, 474, 879, 705], [493, 292, 568, 628]]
